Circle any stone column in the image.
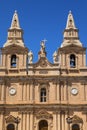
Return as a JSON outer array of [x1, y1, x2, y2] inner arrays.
[[24, 54, 27, 67], [83, 84, 86, 101], [55, 83, 57, 100], [6, 55, 8, 69], [56, 112, 58, 130], [30, 84, 33, 102], [61, 53, 63, 66], [26, 113, 30, 130], [82, 52, 86, 67], [2, 54, 5, 67], [58, 112, 61, 130], [23, 113, 26, 130], [35, 120, 38, 130], [1, 84, 5, 101], [30, 112, 33, 130], [0, 112, 4, 130], [62, 112, 65, 130], [65, 112, 68, 130], [48, 121, 52, 130], [56, 83, 59, 101], [65, 54, 66, 66], [53, 112, 58, 130], [26, 84, 30, 101], [62, 54, 64, 66], [61, 85, 64, 101], [77, 56, 78, 68], [23, 84, 27, 101], [53, 113, 57, 130], [23, 84, 25, 101], [18, 113, 22, 130], [23, 54, 25, 67], [21, 84, 24, 101], [0, 84, 2, 100], [64, 83, 67, 101]]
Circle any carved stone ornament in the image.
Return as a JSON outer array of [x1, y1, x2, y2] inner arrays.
[[5, 115, 20, 124], [28, 50, 33, 64], [39, 58, 47, 67], [72, 115, 83, 124], [36, 110, 53, 119]]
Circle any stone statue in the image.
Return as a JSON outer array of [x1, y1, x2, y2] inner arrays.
[[40, 41, 45, 54], [53, 51, 58, 63], [28, 51, 33, 64]]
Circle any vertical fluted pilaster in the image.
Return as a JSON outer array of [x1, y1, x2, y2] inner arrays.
[[53, 112, 57, 130], [65, 112, 68, 130], [58, 112, 61, 130], [26, 113, 30, 130], [30, 84, 33, 102], [0, 112, 4, 130], [1, 84, 5, 101], [30, 112, 33, 130], [62, 112, 65, 130]]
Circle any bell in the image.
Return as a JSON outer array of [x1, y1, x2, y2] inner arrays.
[[71, 58, 74, 62], [11, 57, 16, 64]]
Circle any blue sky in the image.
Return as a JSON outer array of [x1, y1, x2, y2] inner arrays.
[[0, 0, 87, 62]]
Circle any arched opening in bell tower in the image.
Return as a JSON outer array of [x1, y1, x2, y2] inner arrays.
[[39, 120, 48, 130], [11, 55, 17, 67], [70, 54, 76, 68]]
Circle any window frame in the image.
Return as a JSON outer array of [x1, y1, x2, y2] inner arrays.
[[70, 54, 76, 68], [40, 87, 47, 102], [11, 54, 17, 68]]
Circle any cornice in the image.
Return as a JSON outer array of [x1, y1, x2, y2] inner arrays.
[[0, 104, 87, 111], [0, 75, 87, 84]]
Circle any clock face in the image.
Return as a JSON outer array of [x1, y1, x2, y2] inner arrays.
[[9, 88, 16, 95], [71, 88, 78, 95]]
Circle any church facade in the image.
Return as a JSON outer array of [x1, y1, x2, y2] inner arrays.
[[0, 11, 87, 130]]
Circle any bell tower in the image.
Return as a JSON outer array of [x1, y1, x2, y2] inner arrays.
[[57, 11, 86, 70], [1, 11, 28, 74], [4, 10, 24, 47]]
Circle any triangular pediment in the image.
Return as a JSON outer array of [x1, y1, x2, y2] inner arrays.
[[72, 115, 83, 123], [36, 109, 53, 119], [59, 43, 86, 53], [2, 44, 28, 54], [62, 43, 83, 49], [5, 115, 16, 123], [32, 57, 58, 68]]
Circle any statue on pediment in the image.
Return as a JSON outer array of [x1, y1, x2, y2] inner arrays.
[[28, 50, 33, 64]]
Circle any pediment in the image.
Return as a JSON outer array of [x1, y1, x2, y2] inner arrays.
[[63, 44, 84, 49], [72, 115, 83, 123], [32, 57, 58, 68], [36, 110, 53, 119], [5, 115, 16, 123], [59, 44, 85, 53], [2, 44, 28, 54]]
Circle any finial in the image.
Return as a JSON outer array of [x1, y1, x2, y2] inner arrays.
[[28, 50, 33, 64], [69, 10, 72, 14], [15, 10, 17, 13], [53, 51, 58, 63], [41, 38, 47, 44], [39, 39, 47, 58], [40, 39, 47, 50]]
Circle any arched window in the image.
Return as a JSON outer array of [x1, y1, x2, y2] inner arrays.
[[7, 124, 15, 130], [72, 124, 80, 130], [39, 120, 48, 130], [11, 55, 16, 67], [40, 88, 46, 102], [70, 54, 76, 68]]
